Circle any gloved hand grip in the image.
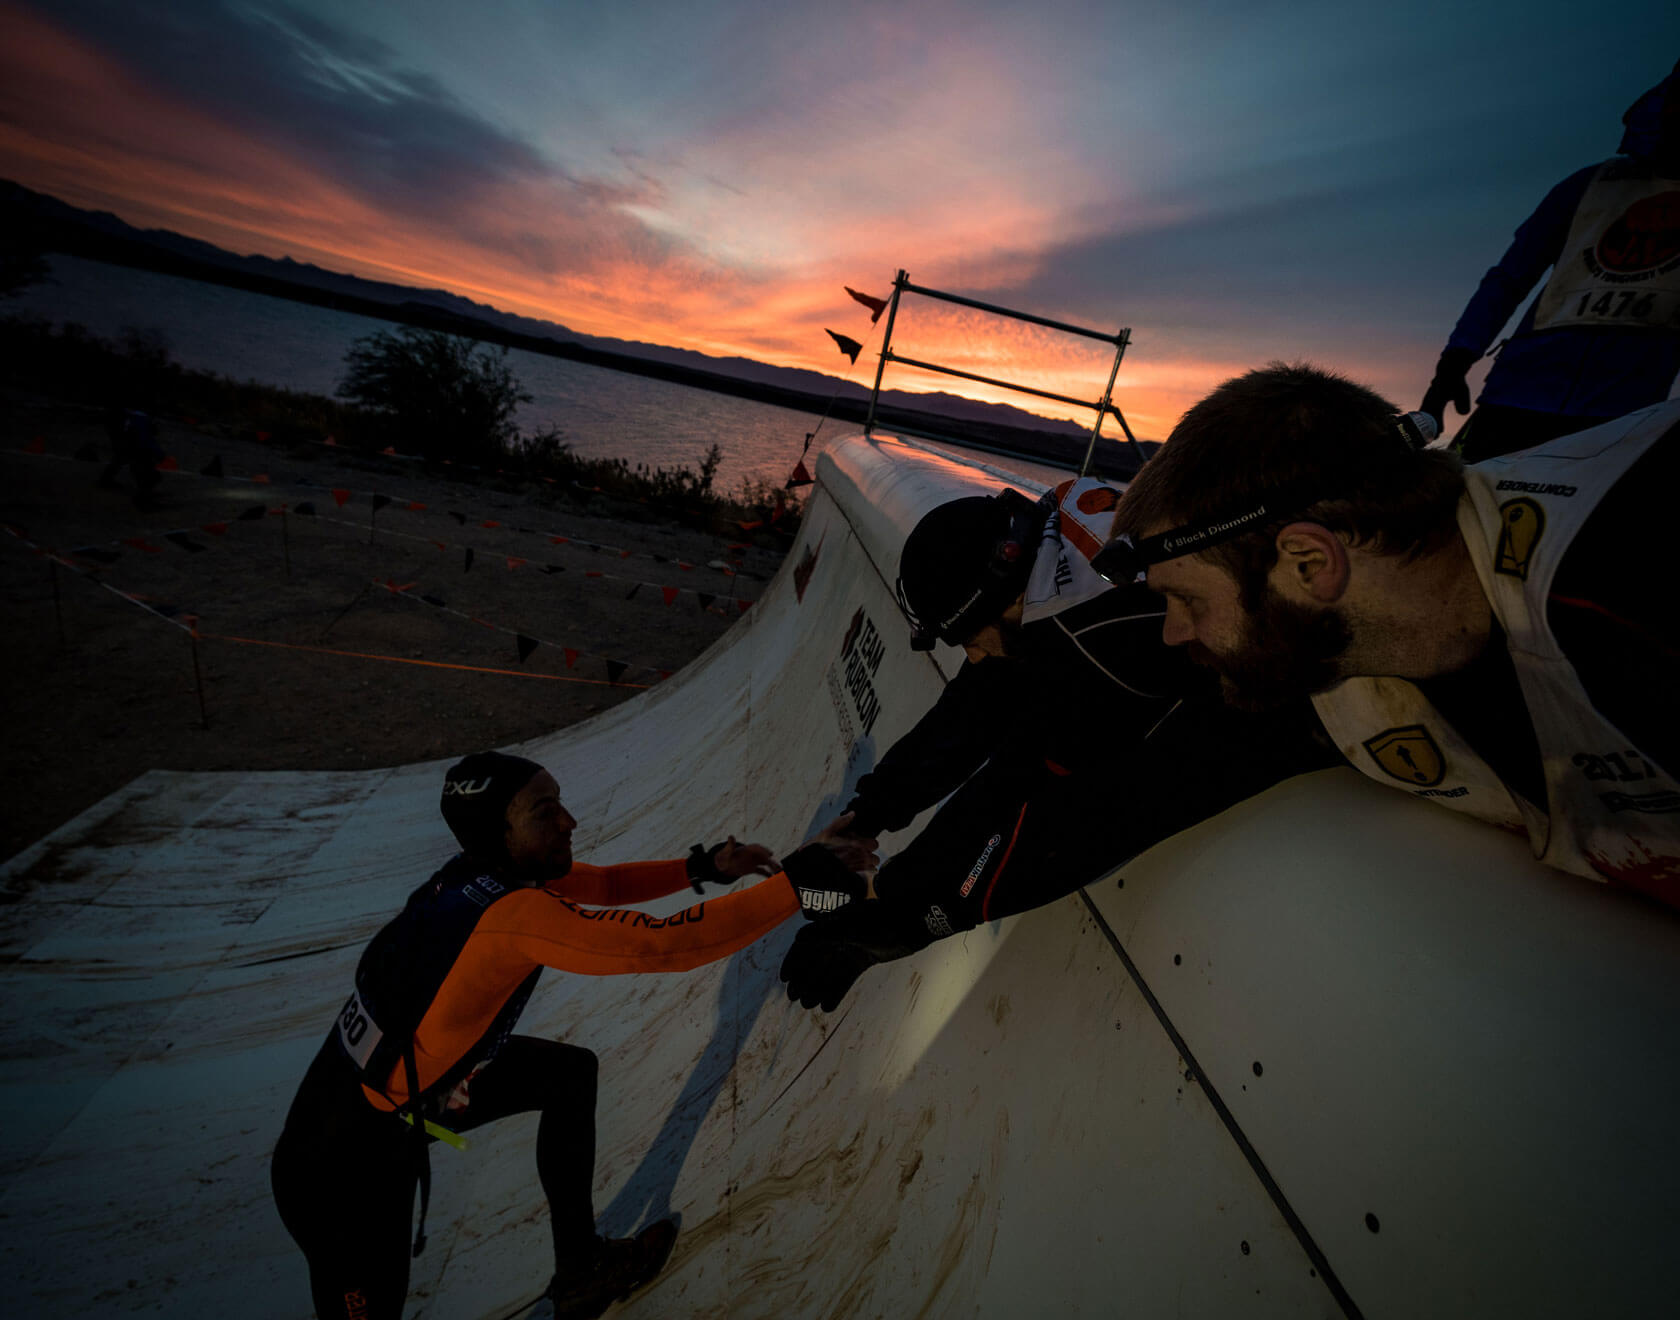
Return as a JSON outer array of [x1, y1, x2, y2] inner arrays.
[[779, 899, 935, 1011], [1420, 347, 1478, 431], [783, 842, 867, 919]]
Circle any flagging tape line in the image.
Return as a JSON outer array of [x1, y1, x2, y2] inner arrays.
[[62, 500, 757, 614], [307, 511, 755, 609], [399, 1113, 470, 1151], [4, 524, 199, 634], [6, 523, 667, 684], [374, 579, 666, 681], [12, 440, 770, 581], [201, 634, 652, 688]]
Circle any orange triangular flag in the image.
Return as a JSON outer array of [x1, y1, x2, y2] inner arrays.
[[662, 586, 680, 607]]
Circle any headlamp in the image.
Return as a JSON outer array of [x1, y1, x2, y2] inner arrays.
[[1092, 411, 1438, 586]]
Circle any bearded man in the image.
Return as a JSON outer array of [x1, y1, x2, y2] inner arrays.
[[1101, 362, 1678, 907]]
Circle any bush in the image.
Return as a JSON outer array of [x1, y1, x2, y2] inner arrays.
[[337, 327, 530, 466], [0, 241, 49, 299]]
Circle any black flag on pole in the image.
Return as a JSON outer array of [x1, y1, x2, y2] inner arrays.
[[826, 329, 863, 363]]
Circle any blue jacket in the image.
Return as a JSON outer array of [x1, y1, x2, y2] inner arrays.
[[1448, 73, 1680, 418]]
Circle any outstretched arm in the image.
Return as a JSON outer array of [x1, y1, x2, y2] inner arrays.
[[783, 698, 1337, 1010], [845, 658, 1021, 836], [499, 873, 802, 975], [558, 837, 783, 905]]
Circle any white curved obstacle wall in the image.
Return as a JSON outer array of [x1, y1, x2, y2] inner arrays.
[[2, 432, 1676, 1318]]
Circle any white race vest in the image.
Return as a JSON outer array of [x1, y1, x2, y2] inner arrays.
[[1022, 477, 1122, 625], [1313, 401, 1680, 889], [1530, 160, 1680, 334]]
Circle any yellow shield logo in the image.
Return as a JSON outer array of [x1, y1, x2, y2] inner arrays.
[[1494, 497, 1545, 580], [1363, 725, 1446, 787]]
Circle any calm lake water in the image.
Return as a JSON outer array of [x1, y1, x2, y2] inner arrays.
[[12, 254, 1075, 493]]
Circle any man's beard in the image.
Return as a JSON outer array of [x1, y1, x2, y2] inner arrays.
[[1190, 584, 1352, 711]]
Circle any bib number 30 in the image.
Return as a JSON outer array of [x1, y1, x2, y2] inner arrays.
[[335, 988, 384, 1069]]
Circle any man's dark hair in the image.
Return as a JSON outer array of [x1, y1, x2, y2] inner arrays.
[[1115, 362, 1464, 600]]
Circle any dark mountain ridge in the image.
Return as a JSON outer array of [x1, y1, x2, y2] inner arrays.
[[2, 179, 1153, 477]]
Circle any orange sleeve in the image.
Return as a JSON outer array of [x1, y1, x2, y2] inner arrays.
[[550, 859, 691, 905], [374, 873, 800, 1107], [496, 871, 800, 975]]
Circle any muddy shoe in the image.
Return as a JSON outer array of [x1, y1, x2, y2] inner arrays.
[[548, 1221, 678, 1319]]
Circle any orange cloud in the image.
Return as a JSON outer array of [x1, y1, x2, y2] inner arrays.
[[0, 4, 1235, 441]]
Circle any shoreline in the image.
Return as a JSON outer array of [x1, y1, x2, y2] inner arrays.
[[6, 180, 1149, 480]]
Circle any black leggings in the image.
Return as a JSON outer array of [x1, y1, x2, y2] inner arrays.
[[271, 1035, 599, 1320]]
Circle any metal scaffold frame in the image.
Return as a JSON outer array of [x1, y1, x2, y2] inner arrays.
[[864, 269, 1143, 475]]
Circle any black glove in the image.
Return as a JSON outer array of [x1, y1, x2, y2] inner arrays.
[[685, 842, 728, 893], [1419, 347, 1478, 432], [782, 841, 868, 919], [779, 898, 935, 1011], [840, 797, 885, 841]]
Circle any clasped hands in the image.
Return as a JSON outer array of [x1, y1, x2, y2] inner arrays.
[[707, 813, 879, 888]]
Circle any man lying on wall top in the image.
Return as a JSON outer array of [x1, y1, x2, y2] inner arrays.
[[779, 468, 1335, 1012], [1099, 362, 1677, 905]]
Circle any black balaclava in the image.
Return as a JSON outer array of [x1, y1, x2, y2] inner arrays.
[[439, 751, 544, 865], [895, 490, 1041, 649]]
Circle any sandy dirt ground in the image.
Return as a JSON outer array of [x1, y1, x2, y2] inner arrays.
[[0, 396, 790, 867]]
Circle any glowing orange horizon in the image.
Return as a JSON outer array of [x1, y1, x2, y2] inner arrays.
[[0, 5, 1398, 446]]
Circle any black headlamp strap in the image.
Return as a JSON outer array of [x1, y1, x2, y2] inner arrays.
[[1093, 477, 1323, 584], [1093, 412, 1438, 585]]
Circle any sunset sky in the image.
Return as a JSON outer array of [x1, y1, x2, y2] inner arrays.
[[3, 1, 1677, 439]]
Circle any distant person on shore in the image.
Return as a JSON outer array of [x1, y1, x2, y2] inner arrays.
[[270, 751, 875, 1320], [779, 478, 1334, 1011], [1108, 362, 1678, 905], [95, 405, 164, 507], [1420, 61, 1680, 460]]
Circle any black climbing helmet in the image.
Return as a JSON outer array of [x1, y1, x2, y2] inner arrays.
[[895, 488, 1046, 651], [439, 751, 544, 861]]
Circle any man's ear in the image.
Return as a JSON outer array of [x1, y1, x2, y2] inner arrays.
[[1273, 522, 1349, 603]]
